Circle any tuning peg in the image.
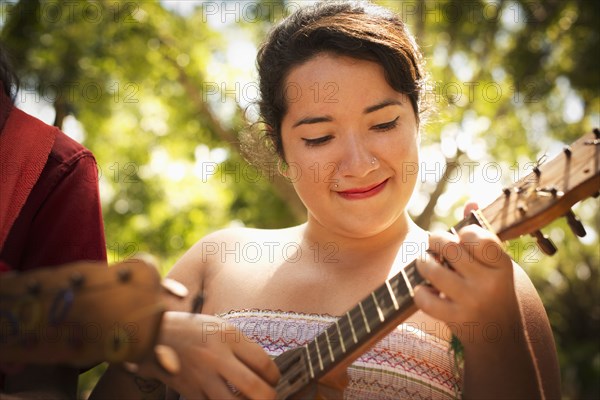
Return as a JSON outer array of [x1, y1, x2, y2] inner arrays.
[[532, 230, 557, 255], [565, 210, 586, 237]]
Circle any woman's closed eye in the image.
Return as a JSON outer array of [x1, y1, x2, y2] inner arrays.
[[372, 116, 400, 132], [301, 116, 399, 146], [302, 135, 333, 147]]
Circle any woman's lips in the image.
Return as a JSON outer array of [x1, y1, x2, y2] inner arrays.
[[337, 179, 389, 200]]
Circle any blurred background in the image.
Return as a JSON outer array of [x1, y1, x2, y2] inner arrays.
[[1, 0, 598, 398]]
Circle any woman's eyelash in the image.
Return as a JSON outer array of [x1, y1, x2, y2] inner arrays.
[[301, 117, 398, 146], [372, 116, 400, 132], [302, 135, 333, 146]]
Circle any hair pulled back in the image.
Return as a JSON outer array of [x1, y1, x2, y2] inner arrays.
[[245, 0, 426, 162]]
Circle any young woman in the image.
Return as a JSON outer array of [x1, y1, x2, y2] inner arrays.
[[95, 1, 560, 399]]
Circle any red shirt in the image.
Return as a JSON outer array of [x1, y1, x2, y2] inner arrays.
[[0, 93, 107, 389], [0, 100, 106, 271]]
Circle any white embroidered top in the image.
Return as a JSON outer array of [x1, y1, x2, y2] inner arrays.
[[219, 309, 462, 399]]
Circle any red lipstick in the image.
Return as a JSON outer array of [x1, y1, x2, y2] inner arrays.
[[337, 179, 388, 200]]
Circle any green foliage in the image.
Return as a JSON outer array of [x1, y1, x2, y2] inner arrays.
[[1, 0, 598, 398]]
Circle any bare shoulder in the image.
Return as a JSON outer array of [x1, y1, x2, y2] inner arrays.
[[165, 225, 303, 303], [189, 225, 304, 263], [512, 261, 562, 398]]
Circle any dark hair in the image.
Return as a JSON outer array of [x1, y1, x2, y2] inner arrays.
[[0, 43, 19, 102], [245, 0, 426, 162]]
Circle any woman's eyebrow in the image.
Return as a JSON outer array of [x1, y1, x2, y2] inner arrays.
[[291, 99, 402, 128], [292, 115, 333, 128], [363, 99, 403, 114]]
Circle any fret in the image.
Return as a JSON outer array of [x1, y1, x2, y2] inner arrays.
[[333, 320, 346, 354], [323, 329, 336, 362], [338, 313, 356, 350], [357, 301, 372, 334], [303, 344, 315, 379], [306, 341, 321, 374], [453, 212, 480, 232], [314, 335, 325, 371], [385, 280, 400, 310], [374, 283, 397, 317], [314, 330, 334, 368], [388, 273, 413, 309], [403, 261, 426, 289], [399, 266, 415, 297], [324, 323, 345, 361], [371, 292, 385, 322], [360, 294, 382, 330], [348, 307, 368, 340], [345, 311, 358, 344]]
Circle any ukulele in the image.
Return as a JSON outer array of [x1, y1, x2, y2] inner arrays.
[[0, 258, 186, 372], [274, 129, 600, 399]]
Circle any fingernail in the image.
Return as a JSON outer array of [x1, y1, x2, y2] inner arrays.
[[155, 344, 181, 375], [123, 362, 139, 373], [162, 278, 189, 298]]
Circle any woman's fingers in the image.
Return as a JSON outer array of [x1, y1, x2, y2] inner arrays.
[[457, 225, 512, 270], [199, 377, 234, 400], [413, 284, 457, 322], [417, 224, 517, 331], [125, 354, 270, 400], [233, 339, 281, 385], [426, 230, 480, 277], [124, 312, 280, 400], [463, 201, 479, 218], [427, 225, 510, 276], [416, 251, 465, 301], [210, 324, 279, 398], [219, 354, 278, 400]]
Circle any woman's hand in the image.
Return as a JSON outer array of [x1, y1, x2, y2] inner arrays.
[[414, 225, 520, 345], [92, 311, 280, 400], [414, 223, 543, 398], [131, 311, 280, 400], [415, 200, 522, 344]]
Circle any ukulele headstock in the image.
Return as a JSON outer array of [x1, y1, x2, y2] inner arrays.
[[479, 129, 600, 254]]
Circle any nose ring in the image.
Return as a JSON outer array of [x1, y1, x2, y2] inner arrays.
[[371, 157, 377, 165]]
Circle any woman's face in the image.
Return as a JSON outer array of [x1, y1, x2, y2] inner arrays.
[[280, 53, 420, 238]]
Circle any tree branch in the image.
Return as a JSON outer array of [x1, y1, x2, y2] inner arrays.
[[159, 45, 307, 222], [415, 151, 463, 230]]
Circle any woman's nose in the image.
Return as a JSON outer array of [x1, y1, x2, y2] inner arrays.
[[338, 135, 378, 178]]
